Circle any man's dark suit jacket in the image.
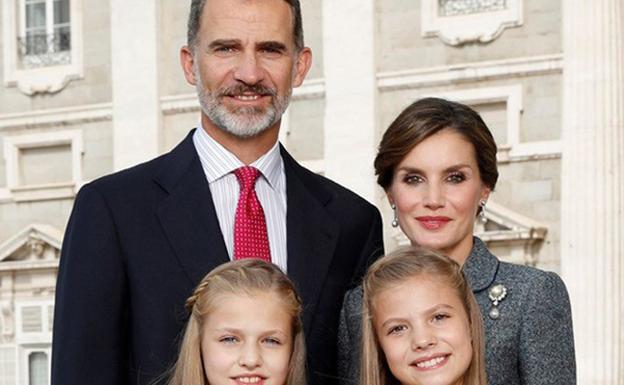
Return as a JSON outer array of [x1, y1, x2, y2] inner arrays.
[[51, 130, 384, 385]]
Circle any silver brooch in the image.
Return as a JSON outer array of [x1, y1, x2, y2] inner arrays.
[[487, 283, 507, 320]]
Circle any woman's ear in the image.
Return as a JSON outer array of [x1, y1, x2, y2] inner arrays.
[[386, 191, 395, 207], [480, 186, 491, 203]]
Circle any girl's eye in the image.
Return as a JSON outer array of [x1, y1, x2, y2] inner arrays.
[[219, 336, 239, 344], [388, 325, 408, 335], [433, 313, 450, 322], [446, 172, 465, 184], [262, 337, 282, 345]]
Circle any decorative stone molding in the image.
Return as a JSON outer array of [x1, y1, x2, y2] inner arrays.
[[392, 200, 547, 265], [2, 130, 83, 202], [0, 224, 62, 268], [0, 103, 112, 131], [421, 0, 523, 45], [0, 302, 15, 341], [2, 0, 84, 95], [377, 54, 562, 91]]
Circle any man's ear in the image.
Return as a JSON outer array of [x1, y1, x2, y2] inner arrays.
[[180, 46, 198, 86], [292, 47, 312, 87]]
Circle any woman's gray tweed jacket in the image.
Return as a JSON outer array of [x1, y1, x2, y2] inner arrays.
[[337, 237, 576, 385]]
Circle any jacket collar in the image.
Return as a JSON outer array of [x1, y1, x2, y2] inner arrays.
[[462, 237, 500, 292]]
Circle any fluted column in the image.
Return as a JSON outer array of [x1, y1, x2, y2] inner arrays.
[[560, 1, 624, 384], [110, 0, 162, 170], [322, 0, 377, 203]]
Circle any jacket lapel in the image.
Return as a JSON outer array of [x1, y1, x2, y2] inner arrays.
[[281, 148, 340, 332], [154, 131, 229, 286], [463, 237, 500, 293]]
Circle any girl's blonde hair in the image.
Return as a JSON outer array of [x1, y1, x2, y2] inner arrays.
[[167, 259, 307, 385], [360, 246, 487, 385]]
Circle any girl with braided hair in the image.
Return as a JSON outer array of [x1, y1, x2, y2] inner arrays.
[[167, 259, 307, 385]]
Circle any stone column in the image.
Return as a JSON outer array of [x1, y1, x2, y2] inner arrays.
[[560, 1, 624, 384], [110, 0, 161, 170], [321, 0, 378, 203]]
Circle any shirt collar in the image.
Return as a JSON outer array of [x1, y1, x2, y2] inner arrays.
[[193, 124, 283, 189]]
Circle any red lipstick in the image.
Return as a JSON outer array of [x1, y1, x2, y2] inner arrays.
[[416, 216, 451, 230]]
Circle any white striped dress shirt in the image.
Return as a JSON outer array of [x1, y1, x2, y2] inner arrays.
[[192, 126, 288, 272]]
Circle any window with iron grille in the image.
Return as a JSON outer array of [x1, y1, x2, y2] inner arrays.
[[18, 0, 71, 68]]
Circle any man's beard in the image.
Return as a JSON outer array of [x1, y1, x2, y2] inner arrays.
[[195, 77, 291, 138]]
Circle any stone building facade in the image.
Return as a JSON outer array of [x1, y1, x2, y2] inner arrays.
[[0, 0, 621, 384]]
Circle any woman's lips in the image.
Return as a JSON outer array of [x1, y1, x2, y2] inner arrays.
[[416, 216, 451, 230]]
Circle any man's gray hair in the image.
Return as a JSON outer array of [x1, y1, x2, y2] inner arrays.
[[187, 0, 304, 51]]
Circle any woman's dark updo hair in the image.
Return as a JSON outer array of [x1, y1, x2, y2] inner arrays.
[[374, 97, 499, 191]]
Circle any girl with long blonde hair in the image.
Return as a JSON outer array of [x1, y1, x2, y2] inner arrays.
[[168, 259, 307, 385], [361, 246, 487, 385]]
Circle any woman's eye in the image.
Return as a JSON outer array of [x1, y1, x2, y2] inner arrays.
[[403, 174, 424, 184], [446, 172, 465, 184]]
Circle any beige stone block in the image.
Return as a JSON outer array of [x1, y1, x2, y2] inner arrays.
[[301, 0, 324, 79], [163, 111, 199, 151], [285, 98, 324, 161]]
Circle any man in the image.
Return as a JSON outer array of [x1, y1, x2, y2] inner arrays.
[[51, 1, 383, 385]]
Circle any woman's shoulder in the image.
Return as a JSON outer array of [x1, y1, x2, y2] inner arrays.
[[497, 261, 566, 289]]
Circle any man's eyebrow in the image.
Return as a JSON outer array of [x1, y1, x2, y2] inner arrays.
[[256, 41, 288, 52]]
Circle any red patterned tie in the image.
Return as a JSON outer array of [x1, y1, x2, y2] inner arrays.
[[233, 166, 271, 261]]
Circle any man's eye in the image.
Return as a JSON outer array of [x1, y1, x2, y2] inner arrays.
[[214, 46, 236, 53]]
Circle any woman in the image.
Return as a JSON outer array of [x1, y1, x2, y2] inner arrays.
[[361, 246, 487, 385], [338, 97, 575, 385]]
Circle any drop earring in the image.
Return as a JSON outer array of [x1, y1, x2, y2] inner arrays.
[[479, 200, 487, 223], [391, 204, 399, 228]]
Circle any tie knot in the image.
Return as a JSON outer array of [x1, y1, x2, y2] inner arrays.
[[234, 166, 261, 190]]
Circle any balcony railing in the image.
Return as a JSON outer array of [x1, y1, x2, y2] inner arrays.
[[17, 32, 71, 68]]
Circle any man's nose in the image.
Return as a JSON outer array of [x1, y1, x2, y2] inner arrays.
[[233, 51, 265, 85]]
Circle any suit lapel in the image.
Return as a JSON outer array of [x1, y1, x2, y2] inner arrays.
[[154, 132, 229, 286], [282, 148, 340, 332], [463, 237, 500, 292]]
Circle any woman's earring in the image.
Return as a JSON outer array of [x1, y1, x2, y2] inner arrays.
[[391, 204, 399, 228], [479, 200, 487, 223]]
